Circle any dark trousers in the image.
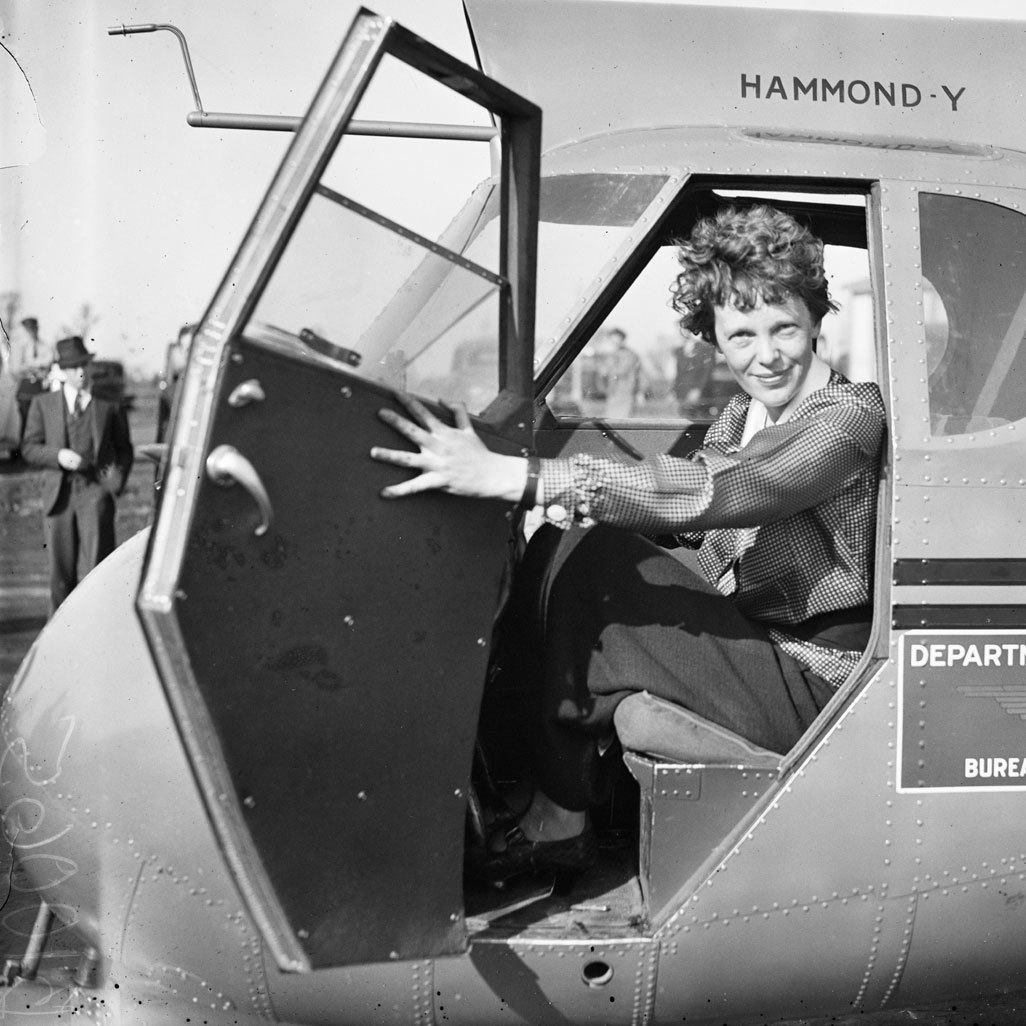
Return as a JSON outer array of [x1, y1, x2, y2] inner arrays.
[[44, 476, 116, 614], [498, 525, 838, 811]]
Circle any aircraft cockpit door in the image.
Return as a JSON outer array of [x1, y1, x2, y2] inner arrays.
[[136, 9, 540, 972]]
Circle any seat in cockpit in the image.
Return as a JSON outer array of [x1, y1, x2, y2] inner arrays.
[[614, 690, 784, 767], [614, 692, 784, 912]]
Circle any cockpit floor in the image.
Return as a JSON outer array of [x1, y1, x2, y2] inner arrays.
[[464, 832, 646, 939]]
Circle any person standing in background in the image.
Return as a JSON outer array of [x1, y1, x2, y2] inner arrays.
[[9, 317, 53, 435], [673, 331, 717, 418], [22, 336, 134, 614], [601, 327, 644, 418], [0, 331, 21, 457]]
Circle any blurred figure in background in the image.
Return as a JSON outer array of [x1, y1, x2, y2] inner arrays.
[[0, 330, 20, 458], [600, 327, 644, 418], [22, 336, 134, 614], [157, 323, 196, 442], [673, 331, 716, 418], [9, 317, 53, 435]]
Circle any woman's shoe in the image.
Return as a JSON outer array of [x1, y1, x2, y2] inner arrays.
[[467, 824, 598, 885]]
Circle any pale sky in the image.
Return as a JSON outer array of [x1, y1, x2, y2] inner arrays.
[[2, 0, 1025, 375]]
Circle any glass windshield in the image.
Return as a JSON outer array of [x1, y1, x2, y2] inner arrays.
[[533, 173, 671, 366], [248, 185, 502, 412], [920, 192, 1026, 436], [245, 171, 670, 411]]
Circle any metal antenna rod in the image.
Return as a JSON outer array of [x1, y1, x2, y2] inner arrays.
[[108, 24, 205, 113], [107, 22, 497, 141]]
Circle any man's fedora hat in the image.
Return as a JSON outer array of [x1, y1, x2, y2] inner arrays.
[[55, 336, 94, 369]]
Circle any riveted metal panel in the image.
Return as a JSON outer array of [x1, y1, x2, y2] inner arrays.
[[539, 128, 1026, 195], [656, 893, 896, 1023], [466, 1, 1026, 154], [121, 863, 273, 1022], [0, 533, 270, 1019], [624, 757, 775, 916], [648, 662, 927, 1020], [653, 764, 702, 802], [657, 665, 907, 934], [890, 864, 1026, 1007], [264, 958, 433, 1026], [895, 482, 1026, 562], [433, 940, 658, 1026], [894, 586, 1026, 609]]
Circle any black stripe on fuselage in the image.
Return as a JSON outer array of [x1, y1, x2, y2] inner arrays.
[[894, 559, 1026, 586], [893, 606, 1026, 629]]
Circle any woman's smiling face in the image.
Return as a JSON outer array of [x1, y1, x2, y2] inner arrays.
[[713, 294, 820, 414]]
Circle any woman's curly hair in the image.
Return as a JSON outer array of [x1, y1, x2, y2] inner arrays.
[[670, 205, 838, 345]]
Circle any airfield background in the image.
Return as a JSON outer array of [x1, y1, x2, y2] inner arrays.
[[2, 0, 1026, 379]]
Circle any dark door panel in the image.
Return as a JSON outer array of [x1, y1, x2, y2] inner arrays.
[[171, 340, 511, 967]]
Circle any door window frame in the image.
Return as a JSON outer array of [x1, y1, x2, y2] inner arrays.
[[137, 10, 540, 973], [883, 182, 1026, 453]]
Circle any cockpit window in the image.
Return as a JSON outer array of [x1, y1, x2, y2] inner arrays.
[[247, 183, 504, 414], [244, 171, 670, 414], [547, 193, 874, 423], [920, 193, 1026, 436], [533, 173, 672, 367]]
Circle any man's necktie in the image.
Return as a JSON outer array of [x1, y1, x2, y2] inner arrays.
[[72, 391, 83, 419]]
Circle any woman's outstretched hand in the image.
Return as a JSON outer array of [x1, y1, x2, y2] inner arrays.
[[371, 393, 527, 503]]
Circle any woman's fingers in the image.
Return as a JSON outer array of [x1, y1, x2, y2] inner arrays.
[[370, 442, 437, 495], [380, 470, 444, 498], [377, 407, 432, 446], [374, 394, 495, 499], [451, 400, 472, 431], [394, 392, 445, 433], [369, 443, 422, 468]]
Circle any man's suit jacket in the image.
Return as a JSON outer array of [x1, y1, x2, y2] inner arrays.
[[22, 390, 134, 514]]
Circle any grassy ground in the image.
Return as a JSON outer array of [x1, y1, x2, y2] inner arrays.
[[0, 384, 160, 686]]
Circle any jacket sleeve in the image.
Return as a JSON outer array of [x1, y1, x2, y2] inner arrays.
[[21, 396, 62, 469], [538, 390, 885, 536], [99, 404, 134, 496], [114, 407, 134, 493]]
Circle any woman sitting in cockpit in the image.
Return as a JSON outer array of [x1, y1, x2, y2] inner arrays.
[[371, 205, 885, 883]]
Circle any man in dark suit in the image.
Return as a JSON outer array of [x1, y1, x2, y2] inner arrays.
[[22, 336, 134, 614]]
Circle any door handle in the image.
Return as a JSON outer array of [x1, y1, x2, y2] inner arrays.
[[136, 442, 168, 464], [205, 444, 273, 537], [227, 379, 266, 408]]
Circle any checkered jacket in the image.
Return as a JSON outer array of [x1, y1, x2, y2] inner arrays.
[[539, 373, 886, 686]]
